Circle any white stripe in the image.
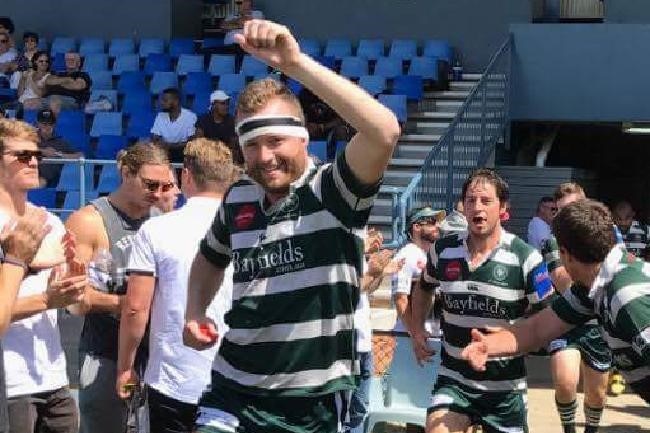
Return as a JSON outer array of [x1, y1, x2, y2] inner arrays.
[[609, 283, 650, 323], [443, 280, 525, 302], [492, 249, 520, 266], [522, 250, 543, 278], [230, 229, 266, 249], [226, 314, 353, 344], [196, 407, 239, 432], [205, 228, 232, 256], [437, 365, 527, 392], [308, 166, 325, 202], [212, 357, 353, 389], [638, 326, 650, 345], [442, 340, 517, 362], [626, 243, 647, 250], [233, 263, 359, 301], [438, 246, 466, 260], [225, 184, 262, 204], [443, 311, 516, 329], [239, 125, 309, 147], [622, 365, 650, 384], [331, 158, 373, 211], [562, 288, 594, 317]]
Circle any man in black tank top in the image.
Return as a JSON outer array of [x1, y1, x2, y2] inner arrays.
[[65, 142, 172, 433]]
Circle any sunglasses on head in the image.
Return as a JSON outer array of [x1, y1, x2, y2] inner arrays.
[[4, 150, 43, 163], [139, 176, 174, 193]]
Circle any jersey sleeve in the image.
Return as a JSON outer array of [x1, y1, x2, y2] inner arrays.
[[420, 244, 439, 292], [610, 285, 650, 363], [541, 236, 561, 273], [127, 223, 157, 277], [551, 285, 597, 326], [524, 248, 554, 308], [199, 201, 232, 268]]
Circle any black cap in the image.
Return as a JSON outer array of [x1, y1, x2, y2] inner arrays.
[[37, 109, 56, 124]]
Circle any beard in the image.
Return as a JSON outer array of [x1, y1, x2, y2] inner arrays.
[[246, 156, 306, 194]]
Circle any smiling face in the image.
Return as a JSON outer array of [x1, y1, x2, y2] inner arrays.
[[463, 179, 505, 240]]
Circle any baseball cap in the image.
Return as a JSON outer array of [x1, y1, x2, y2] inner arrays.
[[406, 207, 446, 233], [37, 108, 56, 124], [210, 90, 230, 104]]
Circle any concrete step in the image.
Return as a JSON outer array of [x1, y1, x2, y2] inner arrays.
[[399, 133, 442, 143], [461, 73, 483, 81], [435, 100, 463, 110], [383, 170, 420, 187], [449, 81, 477, 91], [428, 90, 471, 100], [389, 157, 425, 167], [405, 120, 450, 135], [396, 144, 435, 159], [408, 111, 457, 121]]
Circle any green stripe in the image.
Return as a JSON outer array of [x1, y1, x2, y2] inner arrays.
[[551, 295, 593, 326], [219, 330, 354, 375], [441, 349, 526, 382], [226, 283, 358, 329]]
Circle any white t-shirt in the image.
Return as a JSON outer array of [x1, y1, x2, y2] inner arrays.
[[150, 108, 197, 145], [128, 196, 233, 404], [527, 216, 551, 251], [224, 10, 265, 45], [1, 209, 68, 398], [0, 49, 17, 80]]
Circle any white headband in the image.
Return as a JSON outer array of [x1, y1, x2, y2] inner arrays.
[[236, 115, 309, 147]]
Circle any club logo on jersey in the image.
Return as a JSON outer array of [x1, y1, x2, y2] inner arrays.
[[493, 264, 508, 282], [234, 204, 256, 230], [444, 261, 462, 280]]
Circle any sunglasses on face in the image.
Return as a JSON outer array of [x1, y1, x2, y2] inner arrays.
[[4, 150, 44, 163], [0, 39, 8, 44], [139, 176, 175, 193], [36, 59, 49, 64]]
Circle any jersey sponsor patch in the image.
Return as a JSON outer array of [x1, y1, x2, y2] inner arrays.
[[234, 204, 256, 230], [532, 263, 553, 299], [444, 261, 462, 281]]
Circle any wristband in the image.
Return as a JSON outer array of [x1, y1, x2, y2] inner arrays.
[[2, 255, 29, 273]]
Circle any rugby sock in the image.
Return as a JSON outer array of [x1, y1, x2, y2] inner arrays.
[[555, 398, 577, 433], [584, 405, 604, 433]]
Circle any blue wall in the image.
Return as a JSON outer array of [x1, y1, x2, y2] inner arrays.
[[605, 0, 650, 23], [511, 24, 650, 121]]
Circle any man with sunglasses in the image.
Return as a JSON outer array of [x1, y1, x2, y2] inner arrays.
[[36, 109, 82, 187], [65, 142, 172, 433]]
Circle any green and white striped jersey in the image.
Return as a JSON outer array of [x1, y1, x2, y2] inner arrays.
[[199, 153, 378, 397], [620, 220, 650, 258], [551, 247, 650, 385], [422, 230, 553, 392]]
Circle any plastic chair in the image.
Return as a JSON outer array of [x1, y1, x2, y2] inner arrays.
[[150, 71, 178, 95], [109, 38, 135, 57], [183, 72, 212, 96], [359, 75, 386, 96], [95, 135, 128, 160], [82, 53, 109, 72], [169, 38, 195, 58], [191, 92, 211, 116], [79, 38, 105, 56], [66, 133, 92, 156], [28, 188, 57, 208], [408, 56, 439, 81], [378, 94, 407, 122], [126, 110, 156, 139], [112, 54, 140, 75], [393, 75, 424, 101], [23, 109, 38, 126], [357, 39, 385, 61], [117, 71, 147, 94], [340, 56, 368, 79], [423, 40, 453, 63], [324, 39, 352, 60], [88, 70, 113, 90], [374, 57, 403, 79], [51, 53, 67, 73], [202, 38, 224, 50], [389, 39, 418, 61], [51, 37, 76, 55], [89, 89, 118, 108], [96, 164, 121, 193], [176, 54, 204, 76], [208, 54, 236, 76], [240, 55, 268, 77], [144, 53, 172, 75], [218, 74, 246, 95], [56, 163, 95, 192], [286, 78, 303, 96], [55, 110, 85, 137], [90, 112, 123, 137], [298, 39, 321, 58], [316, 56, 336, 70], [139, 38, 165, 58], [307, 141, 328, 162], [122, 92, 153, 116]]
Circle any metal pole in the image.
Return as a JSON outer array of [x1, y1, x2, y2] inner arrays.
[[79, 157, 86, 208]]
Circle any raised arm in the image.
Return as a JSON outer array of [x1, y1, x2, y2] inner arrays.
[[234, 20, 401, 185]]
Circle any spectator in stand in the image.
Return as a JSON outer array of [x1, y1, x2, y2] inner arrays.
[[299, 87, 355, 156], [527, 196, 556, 250], [612, 200, 650, 261], [17, 50, 50, 110], [0, 31, 17, 89], [44, 52, 91, 113], [13, 32, 40, 73], [195, 90, 242, 165], [221, 0, 264, 47], [35, 108, 82, 187], [0, 17, 15, 39], [151, 88, 197, 163]]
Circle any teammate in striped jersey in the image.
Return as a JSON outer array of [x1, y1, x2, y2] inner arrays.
[[613, 200, 650, 261], [183, 19, 400, 433], [463, 199, 650, 405], [412, 169, 554, 433]]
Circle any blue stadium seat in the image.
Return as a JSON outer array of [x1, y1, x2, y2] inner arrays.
[[55, 110, 85, 136], [126, 110, 156, 139], [150, 71, 178, 95], [357, 39, 385, 60], [208, 54, 236, 76], [389, 39, 418, 61], [122, 91, 153, 116], [28, 188, 57, 208], [228, 92, 238, 115], [359, 75, 386, 96], [307, 141, 328, 162], [315, 56, 336, 70], [112, 54, 140, 75], [79, 38, 105, 55], [176, 54, 204, 76], [191, 92, 211, 116], [169, 38, 195, 58], [51, 37, 76, 55], [51, 53, 66, 73], [423, 40, 453, 63], [88, 89, 118, 108], [144, 53, 172, 75], [286, 78, 303, 96], [63, 190, 99, 209], [117, 71, 147, 94], [218, 74, 246, 95], [183, 72, 212, 96], [374, 57, 403, 79], [88, 70, 113, 90], [240, 55, 268, 77], [340, 56, 368, 79], [23, 109, 38, 126], [408, 57, 439, 81], [56, 163, 95, 192], [109, 38, 135, 57], [139, 38, 165, 58], [324, 39, 352, 60], [66, 133, 92, 156], [202, 38, 224, 50], [378, 94, 407, 122], [393, 75, 423, 101], [97, 164, 121, 193], [95, 135, 128, 159], [90, 112, 123, 137], [298, 39, 321, 58], [36, 38, 48, 52], [335, 141, 347, 156], [82, 53, 109, 72]]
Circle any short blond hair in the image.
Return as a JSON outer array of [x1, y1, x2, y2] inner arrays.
[[236, 78, 304, 122], [183, 138, 240, 191], [117, 141, 169, 176], [554, 182, 585, 202], [0, 119, 38, 151]]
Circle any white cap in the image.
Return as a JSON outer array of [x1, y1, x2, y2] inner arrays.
[[210, 90, 230, 104]]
